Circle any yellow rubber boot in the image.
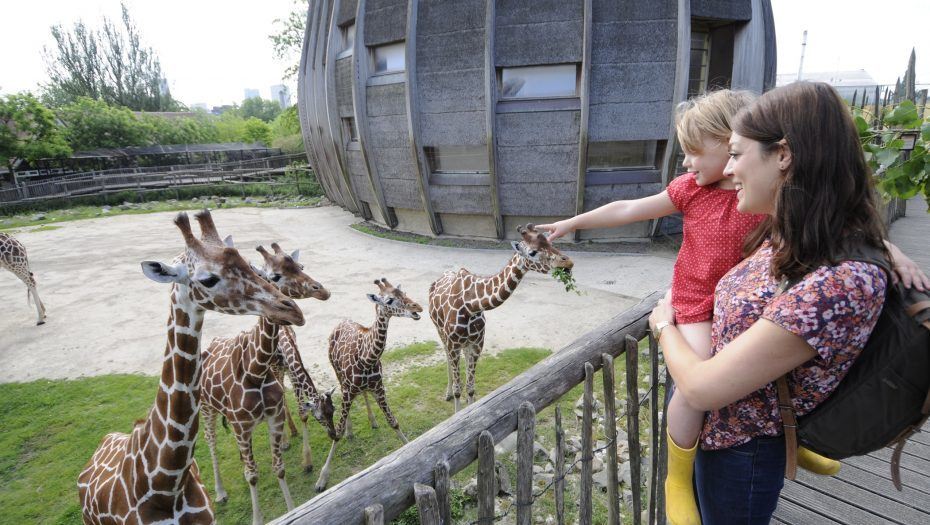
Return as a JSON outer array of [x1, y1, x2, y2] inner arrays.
[[797, 446, 841, 476], [665, 430, 701, 525]]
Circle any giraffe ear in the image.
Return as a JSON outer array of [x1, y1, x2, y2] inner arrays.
[[141, 261, 188, 284], [223, 235, 235, 248], [366, 293, 381, 304], [290, 249, 300, 262], [511, 240, 522, 253]]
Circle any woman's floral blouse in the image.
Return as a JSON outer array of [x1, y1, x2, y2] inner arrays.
[[701, 241, 887, 450]]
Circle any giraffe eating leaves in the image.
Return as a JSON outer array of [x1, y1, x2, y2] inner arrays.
[[428, 224, 573, 412], [77, 211, 305, 525], [0, 232, 47, 325]]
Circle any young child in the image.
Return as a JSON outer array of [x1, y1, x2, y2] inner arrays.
[[538, 89, 840, 525]]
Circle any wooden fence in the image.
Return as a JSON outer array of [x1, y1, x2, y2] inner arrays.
[[271, 291, 667, 525]]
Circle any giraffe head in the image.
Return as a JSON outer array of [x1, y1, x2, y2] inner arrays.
[[512, 224, 574, 273], [305, 386, 337, 440], [255, 243, 330, 302], [366, 277, 423, 320], [141, 211, 305, 326]]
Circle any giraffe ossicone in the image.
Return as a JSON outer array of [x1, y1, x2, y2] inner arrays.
[[429, 224, 574, 412]]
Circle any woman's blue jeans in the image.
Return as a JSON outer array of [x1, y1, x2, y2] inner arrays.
[[694, 435, 786, 524]]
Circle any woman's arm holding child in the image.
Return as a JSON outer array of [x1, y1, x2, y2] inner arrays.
[[538, 191, 678, 240]]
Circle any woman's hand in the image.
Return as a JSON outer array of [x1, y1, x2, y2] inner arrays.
[[536, 219, 575, 241], [886, 242, 929, 291], [649, 289, 676, 332]]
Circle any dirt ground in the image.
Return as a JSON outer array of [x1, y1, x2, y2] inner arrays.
[[0, 205, 674, 385]]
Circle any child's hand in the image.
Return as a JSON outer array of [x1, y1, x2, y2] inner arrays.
[[887, 242, 929, 291], [536, 220, 574, 240]]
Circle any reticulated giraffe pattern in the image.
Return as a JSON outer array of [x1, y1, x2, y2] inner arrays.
[[77, 211, 305, 525], [0, 232, 47, 325], [428, 225, 574, 412], [199, 243, 335, 525], [313, 277, 423, 492]]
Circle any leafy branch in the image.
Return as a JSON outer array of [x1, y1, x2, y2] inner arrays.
[[855, 100, 930, 206]]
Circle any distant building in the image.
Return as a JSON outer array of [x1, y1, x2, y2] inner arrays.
[[244, 88, 260, 100], [211, 104, 236, 115], [271, 84, 291, 108], [191, 103, 209, 112], [776, 69, 878, 101]]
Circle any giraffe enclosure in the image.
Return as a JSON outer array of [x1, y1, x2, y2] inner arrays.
[[0, 205, 674, 385]]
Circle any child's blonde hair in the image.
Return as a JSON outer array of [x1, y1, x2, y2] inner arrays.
[[675, 89, 756, 153]]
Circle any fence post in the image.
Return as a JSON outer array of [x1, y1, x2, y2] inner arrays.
[[478, 430, 496, 524], [517, 401, 536, 525], [414, 483, 441, 525], [580, 362, 595, 525], [434, 459, 450, 525], [602, 354, 621, 525], [647, 332, 661, 525], [364, 503, 384, 525], [554, 405, 566, 525], [625, 334, 642, 525]]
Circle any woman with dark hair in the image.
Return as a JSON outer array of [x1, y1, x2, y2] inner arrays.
[[648, 81, 903, 523]]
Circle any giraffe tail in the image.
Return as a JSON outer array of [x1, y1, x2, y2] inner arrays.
[[26, 288, 31, 307], [221, 415, 230, 433]]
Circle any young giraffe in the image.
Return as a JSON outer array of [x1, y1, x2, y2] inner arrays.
[[0, 232, 47, 325], [313, 277, 423, 492], [77, 211, 305, 525], [199, 242, 336, 525], [429, 224, 574, 412]]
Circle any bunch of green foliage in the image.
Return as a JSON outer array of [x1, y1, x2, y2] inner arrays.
[[855, 100, 930, 206], [0, 93, 71, 175], [551, 267, 582, 295], [240, 97, 282, 123]]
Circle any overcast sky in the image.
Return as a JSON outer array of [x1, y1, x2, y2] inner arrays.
[[1, 0, 928, 107]]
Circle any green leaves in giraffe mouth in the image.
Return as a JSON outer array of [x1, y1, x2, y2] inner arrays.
[[551, 267, 582, 295]]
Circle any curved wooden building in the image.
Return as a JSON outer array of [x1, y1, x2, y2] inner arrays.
[[297, 0, 775, 240]]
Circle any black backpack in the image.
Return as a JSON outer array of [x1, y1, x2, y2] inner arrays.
[[776, 244, 930, 489]]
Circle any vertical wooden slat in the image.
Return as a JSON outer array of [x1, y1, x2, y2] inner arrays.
[[601, 353, 620, 525], [517, 401, 536, 525], [483, 0, 504, 239], [554, 405, 566, 525], [580, 362, 595, 525], [434, 458, 450, 525], [625, 335, 642, 525], [364, 503, 384, 525], [478, 430, 496, 524], [572, 0, 593, 242], [657, 375, 670, 525], [648, 332, 661, 525], [414, 483, 441, 525]]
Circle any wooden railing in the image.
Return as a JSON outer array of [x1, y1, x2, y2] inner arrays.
[[271, 291, 667, 525]]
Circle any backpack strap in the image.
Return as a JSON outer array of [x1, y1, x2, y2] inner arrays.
[[776, 376, 798, 480]]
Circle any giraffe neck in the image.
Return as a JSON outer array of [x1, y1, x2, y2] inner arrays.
[[245, 316, 282, 380], [279, 327, 322, 405], [142, 282, 206, 489], [470, 253, 527, 312], [361, 307, 391, 365]]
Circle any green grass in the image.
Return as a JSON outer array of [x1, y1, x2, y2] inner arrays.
[[0, 342, 662, 524], [382, 340, 442, 364]]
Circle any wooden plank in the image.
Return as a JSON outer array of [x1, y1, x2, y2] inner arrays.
[[478, 430, 496, 523], [572, 0, 593, 242], [779, 480, 896, 524], [601, 353, 620, 525], [364, 504, 384, 525], [270, 292, 661, 524], [772, 497, 843, 525], [580, 362, 595, 525], [647, 333, 660, 525], [404, 0, 442, 235], [792, 469, 929, 525], [731, 0, 767, 93], [870, 447, 930, 474], [433, 459, 450, 525], [625, 335, 642, 525], [517, 401, 535, 525], [657, 364, 669, 525], [843, 455, 930, 495], [313, 0, 351, 208], [483, 0, 504, 239], [554, 405, 566, 525], [413, 483, 440, 525], [833, 463, 930, 510]]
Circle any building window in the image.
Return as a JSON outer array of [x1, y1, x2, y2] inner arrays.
[[425, 146, 489, 173], [500, 64, 578, 99], [340, 23, 356, 54], [587, 141, 663, 171], [372, 41, 405, 74], [343, 117, 358, 142], [689, 26, 711, 97]]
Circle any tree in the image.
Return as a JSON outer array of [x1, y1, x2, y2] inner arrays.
[[239, 97, 282, 122], [57, 97, 152, 150], [0, 93, 71, 183], [269, 1, 307, 80], [242, 117, 272, 146], [271, 104, 304, 153], [42, 2, 182, 111]]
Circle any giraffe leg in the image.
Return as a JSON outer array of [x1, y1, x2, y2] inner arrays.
[[465, 345, 480, 405], [374, 383, 408, 444], [445, 358, 454, 402], [202, 408, 228, 504], [363, 392, 379, 429], [300, 414, 313, 473], [448, 350, 463, 412], [314, 439, 339, 493], [345, 413, 354, 440], [30, 285, 46, 325], [235, 427, 264, 525], [283, 402, 299, 438], [268, 412, 295, 511]]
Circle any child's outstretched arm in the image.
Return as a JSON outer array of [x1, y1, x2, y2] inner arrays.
[[885, 240, 930, 291], [538, 191, 677, 240]]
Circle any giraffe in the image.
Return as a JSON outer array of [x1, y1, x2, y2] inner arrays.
[[429, 224, 574, 412], [313, 277, 423, 492], [0, 232, 47, 325], [77, 211, 305, 525], [199, 242, 336, 525]]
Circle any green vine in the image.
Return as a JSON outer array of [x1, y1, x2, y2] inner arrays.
[[551, 267, 582, 295]]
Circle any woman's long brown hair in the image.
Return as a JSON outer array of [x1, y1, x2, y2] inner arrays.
[[734, 81, 888, 280]]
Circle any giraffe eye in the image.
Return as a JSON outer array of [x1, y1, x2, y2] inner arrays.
[[528, 250, 538, 257], [271, 274, 283, 282], [198, 274, 221, 288], [385, 297, 395, 306]]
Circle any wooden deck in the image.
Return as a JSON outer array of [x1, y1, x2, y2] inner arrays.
[[772, 197, 930, 525]]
